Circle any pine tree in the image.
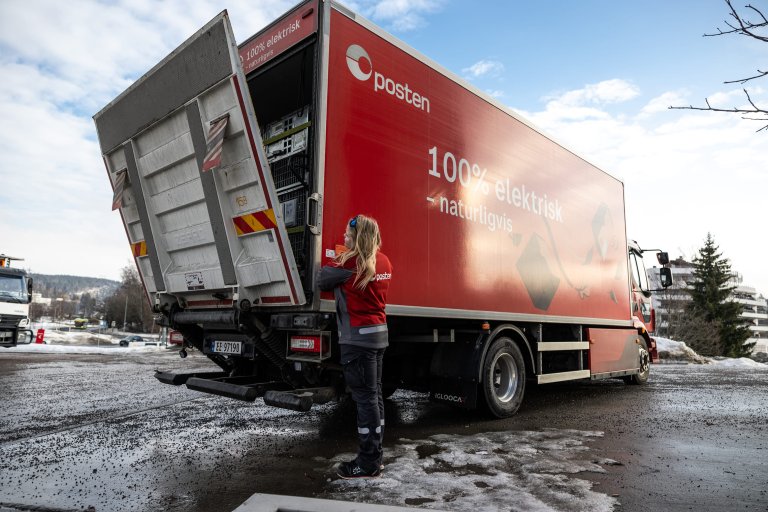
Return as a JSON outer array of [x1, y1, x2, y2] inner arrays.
[[688, 233, 754, 357]]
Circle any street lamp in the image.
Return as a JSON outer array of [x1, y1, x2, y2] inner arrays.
[[123, 296, 128, 332]]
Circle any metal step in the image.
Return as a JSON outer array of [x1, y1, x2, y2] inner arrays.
[[185, 378, 289, 402], [537, 369, 591, 384], [263, 386, 339, 412], [155, 370, 227, 385], [537, 341, 590, 351]]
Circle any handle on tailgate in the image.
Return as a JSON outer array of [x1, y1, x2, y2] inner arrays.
[[307, 192, 322, 235]]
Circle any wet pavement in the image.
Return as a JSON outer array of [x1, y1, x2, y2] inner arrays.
[[1, 351, 767, 511]]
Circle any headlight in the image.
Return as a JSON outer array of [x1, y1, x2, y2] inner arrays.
[[19, 318, 30, 328]]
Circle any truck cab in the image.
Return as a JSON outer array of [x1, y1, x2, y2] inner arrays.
[[0, 255, 33, 347]]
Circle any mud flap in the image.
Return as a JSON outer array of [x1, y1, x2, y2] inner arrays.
[[429, 337, 486, 410], [429, 377, 478, 409]]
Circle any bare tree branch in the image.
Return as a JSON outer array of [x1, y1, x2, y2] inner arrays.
[[669, 88, 768, 132], [673, 1, 768, 132], [705, 1, 768, 41], [723, 69, 768, 84]]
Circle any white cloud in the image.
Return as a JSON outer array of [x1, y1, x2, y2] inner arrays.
[[707, 88, 751, 109], [344, 0, 445, 31], [486, 89, 506, 99], [463, 59, 505, 79], [0, 0, 295, 280], [516, 82, 768, 294], [547, 79, 641, 107], [639, 90, 689, 117]]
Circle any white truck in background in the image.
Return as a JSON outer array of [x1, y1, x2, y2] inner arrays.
[[0, 255, 33, 348]]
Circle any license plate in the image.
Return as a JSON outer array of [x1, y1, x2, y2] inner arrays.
[[212, 340, 242, 355]]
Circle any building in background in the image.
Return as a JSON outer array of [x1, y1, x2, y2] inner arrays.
[[31, 292, 51, 306], [647, 259, 768, 354]]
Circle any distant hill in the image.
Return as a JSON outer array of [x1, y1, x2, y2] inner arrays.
[[30, 274, 119, 300]]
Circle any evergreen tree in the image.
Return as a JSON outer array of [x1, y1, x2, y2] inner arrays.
[[687, 233, 754, 357]]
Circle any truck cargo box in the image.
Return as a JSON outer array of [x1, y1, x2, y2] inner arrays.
[[95, 0, 670, 417]]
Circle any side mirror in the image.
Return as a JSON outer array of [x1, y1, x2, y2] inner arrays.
[[659, 267, 673, 288], [656, 252, 669, 266]]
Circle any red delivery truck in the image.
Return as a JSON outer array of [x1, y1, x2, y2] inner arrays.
[[94, 1, 672, 417]]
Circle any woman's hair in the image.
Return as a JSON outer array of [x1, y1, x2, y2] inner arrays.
[[337, 214, 382, 290]]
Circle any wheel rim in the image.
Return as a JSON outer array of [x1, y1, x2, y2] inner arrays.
[[639, 347, 650, 374], [492, 352, 518, 403]]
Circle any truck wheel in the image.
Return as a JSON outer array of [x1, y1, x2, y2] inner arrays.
[[623, 339, 650, 385], [481, 337, 526, 418]]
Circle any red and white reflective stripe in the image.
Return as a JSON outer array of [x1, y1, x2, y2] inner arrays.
[[131, 240, 147, 257], [261, 296, 291, 304], [111, 169, 128, 210], [202, 114, 230, 172], [232, 209, 277, 236]]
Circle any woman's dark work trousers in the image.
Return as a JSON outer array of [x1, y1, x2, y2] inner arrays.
[[340, 344, 385, 472]]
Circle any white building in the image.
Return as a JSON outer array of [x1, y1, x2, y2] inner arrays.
[[647, 260, 768, 354], [733, 282, 768, 353], [31, 292, 51, 306]]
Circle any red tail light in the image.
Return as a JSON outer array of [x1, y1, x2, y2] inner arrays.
[[290, 335, 322, 353]]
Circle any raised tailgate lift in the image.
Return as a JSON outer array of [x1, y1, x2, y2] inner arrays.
[[94, 12, 337, 410], [94, 11, 305, 312]]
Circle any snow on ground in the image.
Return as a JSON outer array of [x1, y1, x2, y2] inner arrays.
[[7, 333, 764, 367], [2, 332, 764, 510], [4, 325, 165, 354], [319, 429, 617, 512], [4, 343, 164, 354], [654, 337, 766, 367]]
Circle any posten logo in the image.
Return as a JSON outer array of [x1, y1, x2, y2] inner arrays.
[[345, 44, 430, 113]]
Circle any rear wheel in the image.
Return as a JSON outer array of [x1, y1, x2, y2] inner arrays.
[[623, 339, 650, 385], [481, 337, 526, 418]]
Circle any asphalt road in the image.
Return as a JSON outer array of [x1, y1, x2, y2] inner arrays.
[[1, 350, 766, 511]]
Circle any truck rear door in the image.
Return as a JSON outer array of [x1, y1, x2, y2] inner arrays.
[[94, 12, 305, 308]]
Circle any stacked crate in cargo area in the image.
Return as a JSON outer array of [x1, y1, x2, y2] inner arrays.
[[262, 106, 312, 277]]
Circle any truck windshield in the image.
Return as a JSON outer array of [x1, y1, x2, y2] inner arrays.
[[629, 251, 651, 293], [0, 275, 26, 301]]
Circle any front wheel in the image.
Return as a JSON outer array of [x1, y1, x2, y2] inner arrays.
[[623, 339, 650, 385], [480, 337, 526, 418]]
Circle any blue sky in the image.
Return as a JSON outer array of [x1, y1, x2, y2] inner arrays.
[[0, 0, 766, 295]]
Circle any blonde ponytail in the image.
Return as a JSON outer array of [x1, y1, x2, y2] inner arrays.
[[337, 214, 382, 290]]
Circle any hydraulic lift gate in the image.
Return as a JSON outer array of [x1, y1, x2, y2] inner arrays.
[[94, 12, 305, 308]]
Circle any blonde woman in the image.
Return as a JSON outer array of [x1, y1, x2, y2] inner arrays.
[[318, 214, 393, 479]]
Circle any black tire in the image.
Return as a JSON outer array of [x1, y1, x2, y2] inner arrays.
[[480, 337, 526, 418], [119, 341, 128, 347], [623, 338, 650, 385]]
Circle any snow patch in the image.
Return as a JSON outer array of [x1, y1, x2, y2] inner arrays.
[[319, 430, 617, 512], [654, 337, 767, 367]]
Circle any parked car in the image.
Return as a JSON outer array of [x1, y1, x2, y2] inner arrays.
[[119, 335, 160, 347]]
